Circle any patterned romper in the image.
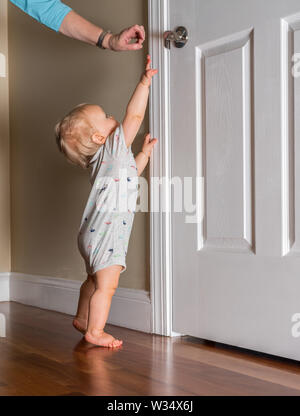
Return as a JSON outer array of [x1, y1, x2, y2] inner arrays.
[[77, 124, 138, 275]]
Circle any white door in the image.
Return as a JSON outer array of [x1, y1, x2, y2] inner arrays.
[[169, 0, 300, 360]]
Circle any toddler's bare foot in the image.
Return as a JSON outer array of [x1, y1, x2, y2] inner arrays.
[[85, 329, 123, 348], [73, 317, 88, 335]]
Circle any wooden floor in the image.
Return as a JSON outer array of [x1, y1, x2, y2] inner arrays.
[[0, 302, 300, 396]]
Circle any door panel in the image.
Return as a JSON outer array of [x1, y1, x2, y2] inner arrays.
[[198, 30, 254, 252], [170, 0, 300, 360]]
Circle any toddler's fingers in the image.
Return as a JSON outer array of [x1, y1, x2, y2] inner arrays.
[[144, 133, 151, 142], [146, 69, 158, 78], [146, 55, 151, 70]]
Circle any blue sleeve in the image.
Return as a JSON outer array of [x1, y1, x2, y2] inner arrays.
[[9, 0, 72, 32]]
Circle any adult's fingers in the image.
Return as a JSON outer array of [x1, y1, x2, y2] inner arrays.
[[139, 25, 146, 42], [123, 25, 145, 43], [113, 24, 146, 50], [134, 24, 145, 41], [125, 42, 143, 50]]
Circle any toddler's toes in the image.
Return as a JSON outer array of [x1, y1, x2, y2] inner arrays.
[[113, 339, 122, 347]]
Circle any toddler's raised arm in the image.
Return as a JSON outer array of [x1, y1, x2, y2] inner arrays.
[[122, 55, 157, 149]]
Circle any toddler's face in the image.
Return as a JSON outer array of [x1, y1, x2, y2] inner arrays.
[[84, 105, 118, 145]]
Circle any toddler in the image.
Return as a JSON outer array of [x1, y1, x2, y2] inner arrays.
[[55, 55, 158, 348]]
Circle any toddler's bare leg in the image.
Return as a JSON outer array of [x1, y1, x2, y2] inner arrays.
[[73, 274, 95, 334], [85, 265, 123, 348]]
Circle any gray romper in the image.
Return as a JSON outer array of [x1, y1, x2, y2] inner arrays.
[[77, 124, 138, 275]]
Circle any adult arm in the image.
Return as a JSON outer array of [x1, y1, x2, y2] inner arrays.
[[59, 11, 145, 51]]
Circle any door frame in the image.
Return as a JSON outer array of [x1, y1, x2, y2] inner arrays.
[[148, 0, 182, 336]]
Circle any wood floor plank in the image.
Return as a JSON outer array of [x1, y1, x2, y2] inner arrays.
[[0, 301, 300, 396]]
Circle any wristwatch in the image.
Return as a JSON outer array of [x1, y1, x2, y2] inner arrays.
[[96, 30, 112, 49]]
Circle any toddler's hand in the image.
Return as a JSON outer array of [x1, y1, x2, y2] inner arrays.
[[141, 133, 158, 158], [141, 55, 158, 87]]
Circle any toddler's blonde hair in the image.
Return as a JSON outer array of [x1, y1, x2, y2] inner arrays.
[[54, 103, 101, 169]]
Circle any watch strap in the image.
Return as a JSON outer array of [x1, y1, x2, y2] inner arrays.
[[96, 30, 111, 49]]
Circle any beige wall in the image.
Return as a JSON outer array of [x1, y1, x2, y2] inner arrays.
[[8, 0, 150, 291], [0, 0, 10, 272]]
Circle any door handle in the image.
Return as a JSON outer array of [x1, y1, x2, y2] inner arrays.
[[164, 26, 188, 49]]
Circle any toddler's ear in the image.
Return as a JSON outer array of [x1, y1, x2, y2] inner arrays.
[[91, 132, 105, 145]]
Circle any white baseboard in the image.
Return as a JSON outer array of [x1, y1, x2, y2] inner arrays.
[[9, 273, 152, 333], [0, 273, 10, 301]]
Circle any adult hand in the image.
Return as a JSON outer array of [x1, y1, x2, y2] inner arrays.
[[106, 25, 146, 51]]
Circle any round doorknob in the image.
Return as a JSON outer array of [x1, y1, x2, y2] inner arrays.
[[164, 26, 188, 49]]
